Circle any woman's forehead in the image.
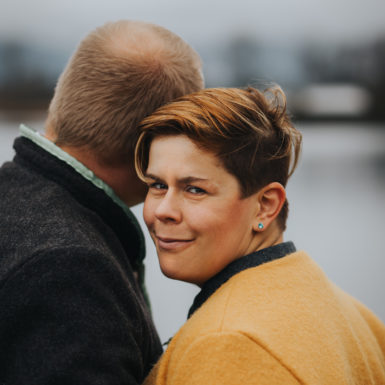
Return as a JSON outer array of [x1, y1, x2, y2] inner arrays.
[[147, 135, 233, 183]]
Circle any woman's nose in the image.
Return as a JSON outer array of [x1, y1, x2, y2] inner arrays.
[[154, 190, 182, 223]]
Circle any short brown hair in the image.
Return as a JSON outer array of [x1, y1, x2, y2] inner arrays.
[[46, 20, 203, 164], [135, 86, 302, 230]]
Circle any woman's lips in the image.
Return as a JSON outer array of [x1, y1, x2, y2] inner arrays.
[[155, 235, 194, 251]]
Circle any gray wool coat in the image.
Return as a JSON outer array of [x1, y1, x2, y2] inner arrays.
[[0, 135, 162, 385]]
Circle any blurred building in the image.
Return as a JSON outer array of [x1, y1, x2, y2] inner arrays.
[[0, 40, 64, 114], [1, 35, 385, 120]]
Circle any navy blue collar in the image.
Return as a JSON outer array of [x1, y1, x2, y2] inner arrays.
[[188, 241, 296, 318]]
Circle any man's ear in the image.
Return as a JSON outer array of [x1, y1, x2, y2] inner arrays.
[[252, 182, 286, 232]]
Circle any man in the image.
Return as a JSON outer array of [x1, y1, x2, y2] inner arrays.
[[0, 20, 203, 385]]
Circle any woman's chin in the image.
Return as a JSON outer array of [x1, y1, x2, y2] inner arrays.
[[159, 263, 205, 286], [160, 263, 186, 282]]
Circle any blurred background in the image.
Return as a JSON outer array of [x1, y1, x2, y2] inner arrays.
[[1, 0, 384, 344]]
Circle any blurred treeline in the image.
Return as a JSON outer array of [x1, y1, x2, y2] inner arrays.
[[1, 34, 385, 121]]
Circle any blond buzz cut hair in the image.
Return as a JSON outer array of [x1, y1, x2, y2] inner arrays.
[[46, 20, 204, 164]]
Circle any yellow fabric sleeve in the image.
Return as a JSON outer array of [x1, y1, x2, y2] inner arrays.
[[147, 331, 301, 385]]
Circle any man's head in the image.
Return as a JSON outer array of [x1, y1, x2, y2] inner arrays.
[[46, 20, 204, 166]]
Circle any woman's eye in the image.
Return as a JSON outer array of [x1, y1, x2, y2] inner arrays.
[[149, 182, 167, 190], [186, 186, 206, 195]]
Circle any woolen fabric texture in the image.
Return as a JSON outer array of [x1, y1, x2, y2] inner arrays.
[[188, 241, 296, 318], [144, 250, 385, 385], [0, 136, 162, 385]]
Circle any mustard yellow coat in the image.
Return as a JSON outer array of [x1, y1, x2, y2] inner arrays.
[[144, 251, 385, 384]]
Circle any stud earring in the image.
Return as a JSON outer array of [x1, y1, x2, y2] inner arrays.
[[258, 222, 264, 230]]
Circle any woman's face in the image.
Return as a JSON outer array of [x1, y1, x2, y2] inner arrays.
[[143, 135, 260, 286]]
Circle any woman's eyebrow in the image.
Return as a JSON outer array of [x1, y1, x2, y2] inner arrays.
[[144, 173, 209, 185], [143, 172, 158, 180], [143, 173, 211, 185], [178, 176, 209, 184]]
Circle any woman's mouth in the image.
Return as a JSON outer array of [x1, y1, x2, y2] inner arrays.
[[155, 235, 194, 251]]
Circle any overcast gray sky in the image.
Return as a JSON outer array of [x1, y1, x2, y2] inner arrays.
[[1, 0, 385, 52]]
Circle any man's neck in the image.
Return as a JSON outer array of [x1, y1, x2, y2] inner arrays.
[[45, 137, 146, 207]]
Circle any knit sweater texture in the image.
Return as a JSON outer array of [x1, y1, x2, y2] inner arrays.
[[144, 250, 385, 385], [0, 134, 162, 384]]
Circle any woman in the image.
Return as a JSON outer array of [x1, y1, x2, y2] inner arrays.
[[135, 86, 385, 384]]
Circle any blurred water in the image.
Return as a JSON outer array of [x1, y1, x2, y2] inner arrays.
[[1, 118, 384, 344]]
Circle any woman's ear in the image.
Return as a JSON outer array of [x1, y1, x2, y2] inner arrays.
[[252, 182, 286, 232]]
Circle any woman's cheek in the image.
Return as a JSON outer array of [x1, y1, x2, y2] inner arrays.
[[143, 197, 155, 228]]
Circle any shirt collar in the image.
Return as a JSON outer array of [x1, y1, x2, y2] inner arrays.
[[188, 241, 296, 318], [19, 124, 134, 219]]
